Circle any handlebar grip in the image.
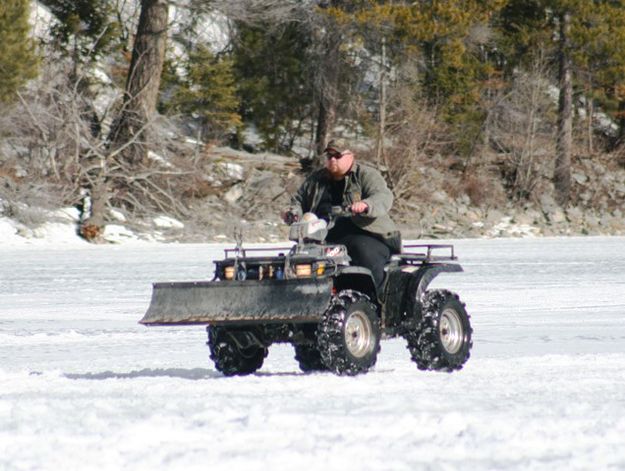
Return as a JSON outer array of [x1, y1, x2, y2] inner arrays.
[[329, 205, 352, 217]]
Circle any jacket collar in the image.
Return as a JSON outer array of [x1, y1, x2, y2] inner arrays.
[[323, 161, 358, 181]]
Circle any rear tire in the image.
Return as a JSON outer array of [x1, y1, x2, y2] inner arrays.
[[317, 290, 380, 376], [405, 289, 472, 372], [207, 326, 267, 376]]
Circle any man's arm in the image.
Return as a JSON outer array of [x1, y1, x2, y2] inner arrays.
[[359, 167, 393, 218]]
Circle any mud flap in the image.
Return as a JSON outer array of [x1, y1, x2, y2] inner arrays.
[[140, 278, 333, 325]]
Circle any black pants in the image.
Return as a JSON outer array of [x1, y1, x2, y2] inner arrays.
[[327, 222, 391, 292]]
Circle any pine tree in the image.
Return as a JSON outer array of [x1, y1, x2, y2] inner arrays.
[[41, 0, 121, 65], [166, 46, 241, 141], [385, 1, 505, 109], [499, 0, 625, 205], [0, 0, 39, 103], [338, 0, 505, 157], [232, 22, 315, 153]]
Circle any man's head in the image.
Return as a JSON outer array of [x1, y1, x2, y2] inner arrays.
[[324, 139, 354, 180]]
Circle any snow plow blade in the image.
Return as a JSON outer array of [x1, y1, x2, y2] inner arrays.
[[140, 278, 333, 325]]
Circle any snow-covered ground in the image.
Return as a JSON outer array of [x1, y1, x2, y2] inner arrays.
[[2, 236, 625, 471]]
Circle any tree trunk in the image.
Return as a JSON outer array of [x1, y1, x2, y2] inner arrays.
[[314, 31, 340, 166], [587, 97, 594, 154], [375, 36, 387, 169], [108, 0, 168, 166], [554, 11, 573, 207], [617, 99, 625, 149], [81, 0, 168, 240], [313, 0, 347, 167]]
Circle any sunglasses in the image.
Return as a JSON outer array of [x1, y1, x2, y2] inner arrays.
[[325, 149, 348, 160]]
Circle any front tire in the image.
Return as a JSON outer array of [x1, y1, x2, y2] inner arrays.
[[405, 289, 472, 372], [294, 344, 327, 372], [207, 326, 267, 376], [317, 290, 380, 376]]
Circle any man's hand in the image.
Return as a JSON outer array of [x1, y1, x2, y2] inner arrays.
[[350, 201, 369, 214]]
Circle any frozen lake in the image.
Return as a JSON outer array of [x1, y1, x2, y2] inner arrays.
[[1, 236, 625, 470]]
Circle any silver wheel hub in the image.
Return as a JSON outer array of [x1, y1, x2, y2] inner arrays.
[[344, 311, 373, 358], [440, 308, 464, 354]]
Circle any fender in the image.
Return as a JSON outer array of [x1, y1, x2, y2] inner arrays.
[[382, 262, 463, 332], [333, 266, 377, 302], [414, 263, 463, 299]]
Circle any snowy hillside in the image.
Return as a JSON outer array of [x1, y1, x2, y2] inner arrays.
[[1, 236, 625, 470]]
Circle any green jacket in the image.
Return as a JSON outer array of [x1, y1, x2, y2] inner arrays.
[[291, 161, 399, 238]]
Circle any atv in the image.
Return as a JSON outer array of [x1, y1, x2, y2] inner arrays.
[[140, 207, 472, 376]]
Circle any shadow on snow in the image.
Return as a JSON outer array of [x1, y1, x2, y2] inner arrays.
[[64, 368, 314, 380], [65, 367, 222, 380]]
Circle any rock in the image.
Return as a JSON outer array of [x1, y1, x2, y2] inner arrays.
[[566, 207, 584, 225], [431, 191, 448, 204], [102, 224, 138, 243], [514, 212, 535, 225], [579, 191, 592, 203], [219, 162, 245, 181], [486, 209, 505, 224], [539, 193, 558, 213], [465, 209, 482, 223], [110, 209, 126, 222], [456, 203, 469, 216], [584, 212, 600, 228], [153, 216, 184, 229], [572, 172, 588, 184], [224, 184, 244, 204], [548, 209, 566, 224]]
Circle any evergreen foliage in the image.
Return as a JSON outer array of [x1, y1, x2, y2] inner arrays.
[[41, 0, 122, 63], [500, 0, 625, 124], [231, 22, 315, 152], [329, 0, 506, 156], [4, 0, 625, 226], [0, 0, 39, 104], [166, 46, 242, 140]]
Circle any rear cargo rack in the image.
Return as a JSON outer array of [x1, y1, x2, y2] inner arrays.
[[396, 244, 457, 264]]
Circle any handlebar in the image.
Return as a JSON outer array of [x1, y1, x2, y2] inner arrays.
[[329, 205, 353, 219], [283, 205, 366, 227]]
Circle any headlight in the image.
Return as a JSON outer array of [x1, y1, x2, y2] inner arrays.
[[224, 266, 235, 280], [295, 264, 312, 277]]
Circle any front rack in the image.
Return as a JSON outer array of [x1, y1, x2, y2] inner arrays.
[[224, 246, 292, 258]]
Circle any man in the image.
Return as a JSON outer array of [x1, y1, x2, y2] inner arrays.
[[284, 139, 401, 291]]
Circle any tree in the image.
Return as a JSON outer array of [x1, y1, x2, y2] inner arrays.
[[573, 3, 625, 151], [166, 45, 241, 141], [232, 21, 315, 153], [108, 0, 169, 166], [0, 0, 39, 104], [499, 0, 625, 205], [81, 0, 168, 238], [333, 0, 505, 163], [41, 0, 122, 66], [553, 9, 573, 206], [311, 1, 349, 162]]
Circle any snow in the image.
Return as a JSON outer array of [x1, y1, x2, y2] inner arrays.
[[1, 236, 625, 471], [153, 216, 184, 229]]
